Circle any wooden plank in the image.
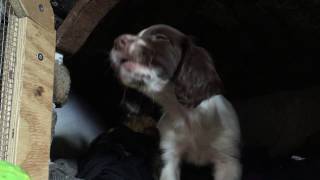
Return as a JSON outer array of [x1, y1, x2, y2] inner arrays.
[[57, 0, 120, 55], [9, 0, 54, 30], [10, 17, 55, 180]]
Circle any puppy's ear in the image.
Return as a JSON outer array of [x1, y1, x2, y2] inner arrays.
[[173, 38, 223, 108]]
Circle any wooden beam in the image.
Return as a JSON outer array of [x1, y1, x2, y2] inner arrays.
[[9, 0, 54, 30], [1, 1, 55, 179], [57, 0, 120, 55], [7, 17, 55, 180]]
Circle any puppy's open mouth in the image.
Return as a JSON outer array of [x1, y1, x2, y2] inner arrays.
[[119, 58, 145, 72], [119, 61, 151, 88], [119, 57, 129, 64]]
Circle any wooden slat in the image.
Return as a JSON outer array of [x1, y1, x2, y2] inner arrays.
[[11, 17, 55, 180], [9, 0, 54, 30], [57, 0, 120, 55]]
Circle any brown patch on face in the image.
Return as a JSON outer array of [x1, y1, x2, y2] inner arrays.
[[137, 25, 188, 79], [139, 25, 223, 108]]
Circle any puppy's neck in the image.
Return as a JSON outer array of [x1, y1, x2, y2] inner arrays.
[[147, 84, 187, 119]]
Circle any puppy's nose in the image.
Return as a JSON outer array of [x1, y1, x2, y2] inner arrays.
[[114, 34, 134, 50]]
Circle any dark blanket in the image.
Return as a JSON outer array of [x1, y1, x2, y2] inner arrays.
[[76, 126, 158, 180], [76, 126, 320, 180]]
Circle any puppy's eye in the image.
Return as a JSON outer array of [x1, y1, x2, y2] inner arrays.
[[153, 34, 169, 41]]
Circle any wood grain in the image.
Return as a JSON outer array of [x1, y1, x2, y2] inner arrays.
[[57, 0, 120, 54], [9, 0, 54, 30], [10, 17, 55, 180]]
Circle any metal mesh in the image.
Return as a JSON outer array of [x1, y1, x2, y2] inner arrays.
[[0, 0, 19, 160]]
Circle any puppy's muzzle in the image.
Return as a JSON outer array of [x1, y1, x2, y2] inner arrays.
[[113, 34, 135, 51]]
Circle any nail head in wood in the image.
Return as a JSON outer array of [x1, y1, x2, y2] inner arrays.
[[38, 4, 44, 12], [37, 53, 44, 61]]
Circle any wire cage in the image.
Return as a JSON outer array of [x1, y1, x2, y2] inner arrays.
[[0, 0, 55, 179], [0, 0, 19, 161]]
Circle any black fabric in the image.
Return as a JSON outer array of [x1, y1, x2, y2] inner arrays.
[[74, 123, 320, 180], [76, 126, 158, 180], [178, 154, 320, 180], [240, 148, 320, 180]]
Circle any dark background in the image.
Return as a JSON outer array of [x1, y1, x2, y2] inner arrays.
[[53, 0, 320, 126], [52, 0, 320, 179]]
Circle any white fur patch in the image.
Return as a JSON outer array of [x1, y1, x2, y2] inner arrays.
[[143, 69, 168, 93], [119, 63, 168, 94], [137, 39, 147, 46], [110, 49, 122, 68], [138, 28, 147, 37], [129, 39, 147, 54]]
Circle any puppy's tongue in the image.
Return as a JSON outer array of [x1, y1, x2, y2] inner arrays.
[[122, 61, 143, 72], [122, 61, 142, 72]]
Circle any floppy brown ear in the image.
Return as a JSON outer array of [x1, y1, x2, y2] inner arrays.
[[173, 40, 223, 108]]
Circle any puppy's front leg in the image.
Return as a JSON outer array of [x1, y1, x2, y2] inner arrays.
[[213, 153, 241, 180], [159, 147, 181, 180]]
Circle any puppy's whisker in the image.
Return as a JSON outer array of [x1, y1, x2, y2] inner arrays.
[[148, 56, 154, 68], [152, 96, 155, 105], [151, 93, 156, 105], [120, 88, 128, 105]]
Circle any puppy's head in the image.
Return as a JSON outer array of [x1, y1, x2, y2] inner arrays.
[[110, 24, 222, 108]]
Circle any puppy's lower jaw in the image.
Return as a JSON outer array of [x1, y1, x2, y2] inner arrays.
[[119, 63, 146, 88], [119, 63, 169, 95]]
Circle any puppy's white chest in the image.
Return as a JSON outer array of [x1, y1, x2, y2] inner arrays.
[[158, 102, 221, 165], [180, 120, 220, 165], [157, 95, 240, 165]]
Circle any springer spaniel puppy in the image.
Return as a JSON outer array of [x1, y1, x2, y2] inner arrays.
[[110, 25, 241, 180]]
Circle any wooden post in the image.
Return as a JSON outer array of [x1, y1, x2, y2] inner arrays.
[[1, 1, 55, 179], [12, 17, 55, 180], [9, 0, 54, 30]]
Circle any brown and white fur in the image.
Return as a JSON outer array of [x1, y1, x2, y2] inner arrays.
[[110, 24, 241, 180]]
